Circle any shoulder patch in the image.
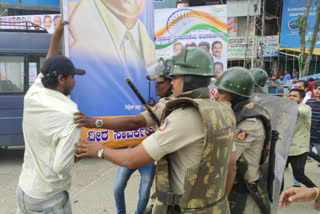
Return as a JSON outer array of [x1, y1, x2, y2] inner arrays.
[[236, 130, 249, 141], [152, 105, 158, 111], [159, 119, 171, 131]]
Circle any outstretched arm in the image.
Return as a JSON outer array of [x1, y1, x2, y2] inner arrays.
[[46, 21, 69, 59], [73, 112, 147, 131], [75, 139, 153, 169]]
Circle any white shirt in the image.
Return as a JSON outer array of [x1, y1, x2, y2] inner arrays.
[[18, 74, 81, 198], [303, 93, 311, 104]]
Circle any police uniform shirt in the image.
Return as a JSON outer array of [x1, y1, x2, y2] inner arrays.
[[140, 95, 174, 128], [142, 106, 203, 194], [234, 118, 265, 183]]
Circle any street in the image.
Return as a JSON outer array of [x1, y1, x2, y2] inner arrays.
[[0, 147, 319, 214]]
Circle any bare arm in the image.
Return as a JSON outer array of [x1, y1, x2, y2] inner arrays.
[[279, 187, 320, 208], [225, 151, 236, 196], [74, 112, 147, 131], [46, 21, 69, 59], [75, 140, 153, 169]]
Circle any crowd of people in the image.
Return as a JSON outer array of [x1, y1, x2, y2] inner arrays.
[[14, 21, 320, 214], [265, 68, 319, 97]]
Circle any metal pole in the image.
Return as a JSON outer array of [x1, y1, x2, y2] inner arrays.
[[251, 15, 256, 69], [244, 0, 251, 67]]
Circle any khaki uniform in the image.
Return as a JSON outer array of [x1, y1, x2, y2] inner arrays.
[[229, 102, 271, 214], [140, 95, 175, 128], [234, 118, 265, 214], [139, 95, 175, 205], [143, 88, 236, 214]]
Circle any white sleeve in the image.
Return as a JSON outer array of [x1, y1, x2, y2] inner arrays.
[[52, 127, 81, 179]]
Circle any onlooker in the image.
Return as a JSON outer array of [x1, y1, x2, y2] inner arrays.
[[306, 80, 320, 167], [16, 21, 85, 214], [290, 76, 299, 89], [287, 89, 316, 188], [277, 74, 285, 84], [266, 74, 282, 94], [292, 68, 299, 79], [308, 78, 316, 98], [295, 80, 311, 104], [284, 70, 291, 81]]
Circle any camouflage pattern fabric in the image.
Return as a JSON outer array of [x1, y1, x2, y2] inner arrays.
[[229, 101, 272, 214], [153, 88, 236, 214]]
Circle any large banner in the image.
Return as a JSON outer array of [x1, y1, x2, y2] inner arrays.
[[280, 0, 320, 49], [227, 37, 256, 59], [154, 6, 227, 75], [0, 14, 61, 33], [64, 0, 156, 147], [257, 36, 279, 58], [228, 36, 279, 59]]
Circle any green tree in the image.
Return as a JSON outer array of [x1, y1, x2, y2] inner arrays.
[[302, 0, 320, 76], [298, 0, 320, 76], [297, 0, 312, 76]]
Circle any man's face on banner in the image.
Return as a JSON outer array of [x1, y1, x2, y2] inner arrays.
[[53, 16, 61, 29], [102, 0, 145, 18], [44, 16, 52, 30], [34, 16, 42, 27]]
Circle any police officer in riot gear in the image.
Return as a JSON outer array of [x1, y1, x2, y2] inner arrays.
[[250, 68, 268, 87], [74, 58, 173, 214], [75, 46, 236, 214], [214, 67, 272, 214]]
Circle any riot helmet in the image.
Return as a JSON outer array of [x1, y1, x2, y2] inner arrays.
[[170, 46, 215, 92], [215, 67, 255, 97], [249, 68, 268, 87], [146, 58, 172, 82]]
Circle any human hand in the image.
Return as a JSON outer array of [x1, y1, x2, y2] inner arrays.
[[279, 187, 319, 208], [74, 112, 96, 128], [75, 139, 104, 158], [54, 20, 69, 33], [74, 154, 82, 163]]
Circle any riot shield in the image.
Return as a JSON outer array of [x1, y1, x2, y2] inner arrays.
[[251, 93, 298, 214]]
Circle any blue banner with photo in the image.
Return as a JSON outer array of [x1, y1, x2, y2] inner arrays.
[[280, 0, 320, 49], [66, 0, 157, 117]]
